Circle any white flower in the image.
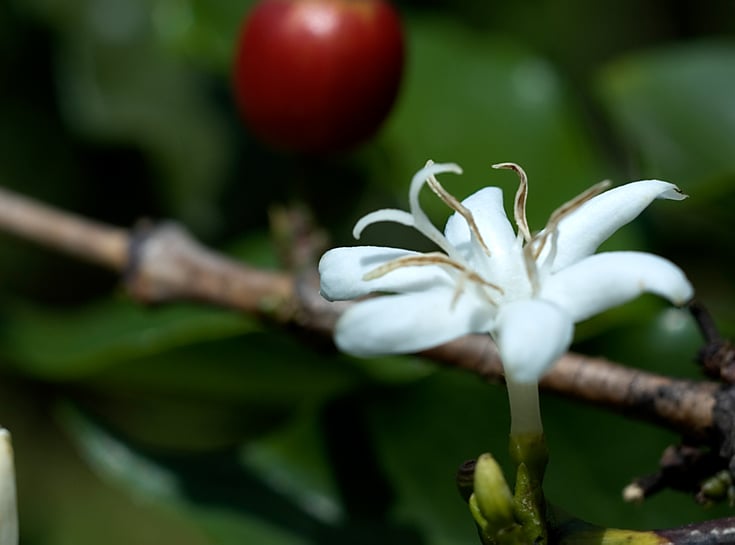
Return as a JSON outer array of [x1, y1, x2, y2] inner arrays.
[[0, 428, 17, 545], [319, 161, 693, 385]]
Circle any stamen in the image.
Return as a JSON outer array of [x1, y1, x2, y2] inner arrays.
[[522, 244, 541, 295], [531, 180, 611, 260], [546, 180, 611, 229], [425, 172, 492, 256], [352, 208, 414, 239], [493, 162, 532, 243], [447, 275, 499, 309], [450, 275, 467, 310], [363, 252, 504, 295]]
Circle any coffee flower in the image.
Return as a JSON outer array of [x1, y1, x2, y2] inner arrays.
[[319, 162, 693, 385]]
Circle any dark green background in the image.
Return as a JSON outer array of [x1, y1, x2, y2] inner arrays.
[[1, 0, 735, 543]]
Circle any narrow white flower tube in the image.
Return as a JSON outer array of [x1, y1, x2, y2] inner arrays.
[[0, 428, 18, 545]]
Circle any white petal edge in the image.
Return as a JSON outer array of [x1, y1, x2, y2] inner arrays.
[[541, 180, 686, 272], [318, 246, 454, 301], [539, 251, 694, 322], [493, 299, 573, 384], [334, 288, 496, 356], [0, 428, 18, 545]]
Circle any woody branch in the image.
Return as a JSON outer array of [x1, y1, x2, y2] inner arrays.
[[0, 185, 722, 439]]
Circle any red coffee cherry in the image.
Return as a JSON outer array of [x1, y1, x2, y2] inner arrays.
[[233, 0, 405, 153]]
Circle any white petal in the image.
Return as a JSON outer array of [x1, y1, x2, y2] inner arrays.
[[493, 300, 573, 383], [319, 246, 453, 301], [444, 187, 525, 288], [0, 429, 18, 545], [539, 251, 694, 322], [334, 288, 496, 356], [444, 187, 517, 257], [541, 180, 686, 271]]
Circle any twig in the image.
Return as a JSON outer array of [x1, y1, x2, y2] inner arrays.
[[553, 515, 735, 545], [4, 184, 735, 519], [0, 186, 128, 269], [125, 221, 294, 317], [0, 185, 723, 438], [657, 516, 735, 545]]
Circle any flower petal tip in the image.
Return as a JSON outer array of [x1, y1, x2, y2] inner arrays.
[[639, 179, 688, 201], [665, 185, 688, 201]]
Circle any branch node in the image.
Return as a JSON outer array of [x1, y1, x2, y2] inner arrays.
[[690, 300, 735, 383]]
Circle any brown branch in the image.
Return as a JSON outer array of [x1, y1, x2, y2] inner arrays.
[[423, 335, 721, 441], [657, 516, 735, 545], [0, 186, 128, 270], [7, 183, 735, 528], [5, 184, 735, 517], [125, 221, 294, 317], [0, 185, 724, 440], [552, 515, 735, 545]]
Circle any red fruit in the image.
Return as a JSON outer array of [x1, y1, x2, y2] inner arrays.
[[233, 0, 404, 154]]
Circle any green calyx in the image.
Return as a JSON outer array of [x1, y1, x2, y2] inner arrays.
[[509, 432, 548, 485], [463, 433, 550, 545], [463, 433, 672, 545]]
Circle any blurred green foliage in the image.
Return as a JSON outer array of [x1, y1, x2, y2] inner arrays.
[[1, 0, 735, 543]]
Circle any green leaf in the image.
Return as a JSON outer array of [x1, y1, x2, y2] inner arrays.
[[19, 0, 235, 234], [88, 332, 362, 404], [57, 400, 423, 544], [0, 298, 257, 378], [240, 405, 344, 525], [575, 303, 706, 383], [367, 371, 511, 545], [58, 403, 314, 545], [371, 16, 610, 231], [150, 0, 255, 70], [597, 41, 735, 192]]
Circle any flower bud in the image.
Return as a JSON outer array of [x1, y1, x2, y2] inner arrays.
[[472, 453, 515, 530]]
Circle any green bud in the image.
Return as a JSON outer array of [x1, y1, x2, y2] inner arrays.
[[473, 453, 516, 530], [470, 492, 527, 545]]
